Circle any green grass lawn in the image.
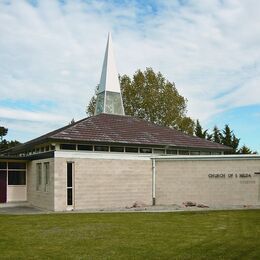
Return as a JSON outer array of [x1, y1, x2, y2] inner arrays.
[[0, 210, 259, 259]]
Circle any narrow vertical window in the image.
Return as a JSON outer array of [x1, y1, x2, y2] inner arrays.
[[36, 163, 42, 191], [67, 162, 73, 206], [44, 162, 50, 192]]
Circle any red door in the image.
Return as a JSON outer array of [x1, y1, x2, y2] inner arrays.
[[0, 171, 7, 203]]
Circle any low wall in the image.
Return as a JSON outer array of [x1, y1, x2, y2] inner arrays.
[[155, 157, 260, 207]]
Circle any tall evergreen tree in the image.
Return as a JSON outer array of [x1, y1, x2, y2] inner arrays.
[[221, 124, 240, 153], [195, 120, 208, 139], [212, 126, 221, 143], [238, 145, 253, 154]]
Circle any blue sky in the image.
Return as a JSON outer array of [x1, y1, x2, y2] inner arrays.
[[0, 0, 259, 152]]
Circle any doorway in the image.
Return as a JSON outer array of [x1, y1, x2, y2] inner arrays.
[[0, 171, 7, 203]]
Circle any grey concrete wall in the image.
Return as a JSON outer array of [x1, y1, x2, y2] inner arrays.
[[54, 157, 152, 211], [155, 159, 260, 206], [27, 158, 54, 210]]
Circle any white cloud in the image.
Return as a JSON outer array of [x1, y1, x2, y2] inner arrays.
[[0, 0, 260, 141], [0, 107, 67, 123]]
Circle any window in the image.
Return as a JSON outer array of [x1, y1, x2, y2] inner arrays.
[[140, 148, 152, 153], [45, 146, 49, 151], [40, 147, 45, 152], [36, 163, 42, 191], [44, 162, 50, 192], [110, 146, 124, 152], [166, 149, 178, 155], [125, 147, 138, 153], [94, 146, 109, 152], [8, 162, 26, 169], [211, 152, 222, 155], [200, 151, 211, 155], [179, 150, 189, 155], [67, 162, 73, 206], [153, 149, 165, 154], [8, 171, 26, 185], [0, 162, 7, 169], [78, 145, 93, 151], [190, 151, 200, 155], [60, 144, 76, 150]]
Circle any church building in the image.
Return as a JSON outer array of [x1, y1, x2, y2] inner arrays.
[[0, 34, 259, 211]]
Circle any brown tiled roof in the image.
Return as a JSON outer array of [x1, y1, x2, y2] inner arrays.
[[14, 113, 231, 151]]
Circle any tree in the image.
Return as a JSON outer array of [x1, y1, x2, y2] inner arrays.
[[0, 140, 20, 152], [69, 118, 75, 125], [221, 124, 240, 153], [238, 145, 253, 154], [195, 120, 209, 139], [0, 126, 8, 141], [212, 126, 221, 144], [87, 68, 195, 134], [0, 125, 20, 152], [238, 145, 258, 154]]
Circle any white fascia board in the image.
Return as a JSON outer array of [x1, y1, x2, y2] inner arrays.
[[55, 151, 151, 161], [152, 154, 260, 161]]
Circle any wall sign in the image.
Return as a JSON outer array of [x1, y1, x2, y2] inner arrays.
[[208, 173, 253, 178]]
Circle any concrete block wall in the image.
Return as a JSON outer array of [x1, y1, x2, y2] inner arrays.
[[155, 159, 260, 206], [54, 157, 152, 211], [27, 158, 54, 211]]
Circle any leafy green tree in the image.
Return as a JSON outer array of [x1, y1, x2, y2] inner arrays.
[[0, 126, 8, 141], [87, 68, 195, 134], [0, 140, 20, 152], [0, 125, 20, 152]]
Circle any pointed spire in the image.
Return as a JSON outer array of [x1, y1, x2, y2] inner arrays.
[[95, 33, 125, 115]]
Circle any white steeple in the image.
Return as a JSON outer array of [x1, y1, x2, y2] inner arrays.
[[95, 33, 125, 115]]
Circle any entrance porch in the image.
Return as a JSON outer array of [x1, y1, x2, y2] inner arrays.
[[0, 161, 27, 204]]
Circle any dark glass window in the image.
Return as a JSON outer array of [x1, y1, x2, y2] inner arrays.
[[40, 147, 45, 152], [166, 149, 178, 155], [140, 148, 152, 153], [200, 151, 210, 155], [125, 147, 138, 153], [153, 149, 165, 154], [179, 150, 189, 155], [60, 144, 76, 150], [45, 146, 49, 151], [211, 152, 221, 155], [8, 171, 26, 185], [0, 162, 7, 169], [190, 151, 200, 155], [67, 162, 73, 206], [67, 163, 73, 188], [67, 188, 73, 206], [78, 145, 93, 151], [110, 146, 124, 152], [94, 146, 109, 152], [50, 145, 55, 150], [8, 162, 26, 169]]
